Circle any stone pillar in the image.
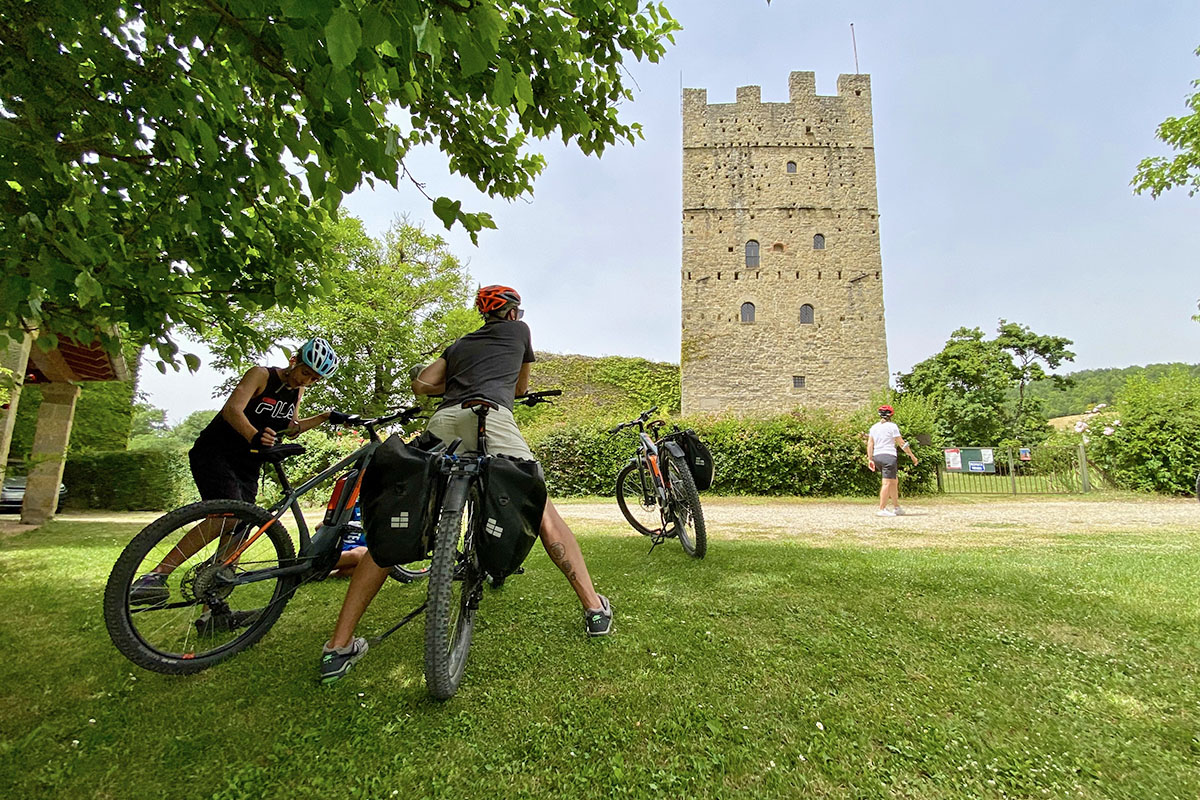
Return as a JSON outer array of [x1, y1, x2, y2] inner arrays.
[[22, 382, 80, 525], [0, 333, 33, 485]]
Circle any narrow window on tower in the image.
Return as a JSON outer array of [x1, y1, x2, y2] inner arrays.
[[745, 240, 760, 267], [800, 304, 815, 325], [740, 302, 756, 324], [786, 161, 797, 173], [813, 233, 825, 250], [792, 375, 806, 389]]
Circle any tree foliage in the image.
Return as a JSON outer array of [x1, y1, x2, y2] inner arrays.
[[204, 216, 478, 416], [0, 0, 679, 367], [898, 322, 1074, 446], [1025, 362, 1200, 418], [1133, 45, 1200, 199]]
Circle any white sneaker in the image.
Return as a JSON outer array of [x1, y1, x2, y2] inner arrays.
[[875, 509, 896, 517], [893, 506, 906, 516]]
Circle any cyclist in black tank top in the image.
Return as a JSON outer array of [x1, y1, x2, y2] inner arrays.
[[127, 338, 349, 615]]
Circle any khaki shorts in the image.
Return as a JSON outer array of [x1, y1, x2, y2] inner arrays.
[[426, 404, 536, 461]]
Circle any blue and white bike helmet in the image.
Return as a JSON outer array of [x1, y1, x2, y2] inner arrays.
[[298, 337, 339, 378]]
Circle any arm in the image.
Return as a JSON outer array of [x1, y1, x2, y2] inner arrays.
[[412, 358, 447, 396], [865, 433, 876, 470], [895, 434, 918, 464], [220, 367, 271, 443], [514, 362, 532, 397]]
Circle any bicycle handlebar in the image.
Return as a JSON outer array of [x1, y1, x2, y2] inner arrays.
[[608, 406, 659, 435], [515, 389, 562, 407]]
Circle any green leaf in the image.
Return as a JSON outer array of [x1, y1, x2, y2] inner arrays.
[[514, 71, 534, 109], [282, 0, 325, 21], [183, 353, 201, 373], [432, 196, 461, 230], [414, 15, 441, 64], [489, 61, 515, 106], [326, 8, 362, 69]]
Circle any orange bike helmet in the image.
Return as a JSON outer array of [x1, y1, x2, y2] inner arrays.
[[878, 405, 895, 418], [475, 285, 522, 315]]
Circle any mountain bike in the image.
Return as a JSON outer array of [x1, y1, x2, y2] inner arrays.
[[103, 407, 429, 675], [608, 407, 707, 558], [423, 389, 560, 699]]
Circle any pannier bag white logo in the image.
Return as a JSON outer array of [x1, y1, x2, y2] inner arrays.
[[485, 518, 504, 538], [390, 512, 410, 529]]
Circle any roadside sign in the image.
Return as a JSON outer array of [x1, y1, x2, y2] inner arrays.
[[968, 461, 986, 472], [1019, 447, 1032, 461]]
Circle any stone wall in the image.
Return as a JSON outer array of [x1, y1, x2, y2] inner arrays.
[[680, 72, 889, 415]]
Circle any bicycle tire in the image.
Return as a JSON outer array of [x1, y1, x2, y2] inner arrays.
[[424, 477, 482, 699], [615, 462, 661, 536], [666, 453, 707, 559], [103, 500, 299, 674], [390, 560, 432, 583]]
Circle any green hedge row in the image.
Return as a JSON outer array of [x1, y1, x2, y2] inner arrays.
[[63, 448, 196, 511], [529, 408, 938, 498]]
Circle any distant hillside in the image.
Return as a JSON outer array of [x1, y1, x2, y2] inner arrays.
[[1026, 363, 1200, 417], [516, 352, 681, 435]]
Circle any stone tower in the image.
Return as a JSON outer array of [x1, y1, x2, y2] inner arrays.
[[680, 72, 889, 415]]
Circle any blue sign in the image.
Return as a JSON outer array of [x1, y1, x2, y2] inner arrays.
[[967, 461, 986, 472]]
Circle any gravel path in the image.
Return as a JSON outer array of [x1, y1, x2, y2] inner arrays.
[[557, 496, 1200, 548]]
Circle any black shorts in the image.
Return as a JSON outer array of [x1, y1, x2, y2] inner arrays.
[[872, 453, 899, 479], [189, 447, 260, 503]]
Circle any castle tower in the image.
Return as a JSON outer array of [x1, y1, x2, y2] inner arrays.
[[680, 72, 889, 415]]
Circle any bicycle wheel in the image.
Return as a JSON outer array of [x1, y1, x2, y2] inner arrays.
[[665, 454, 707, 559], [103, 500, 299, 674], [390, 558, 432, 583], [615, 461, 661, 536], [424, 477, 483, 699]]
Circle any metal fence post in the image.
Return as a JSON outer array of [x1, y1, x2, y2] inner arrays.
[[936, 461, 943, 493], [1007, 447, 1017, 495], [1078, 443, 1091, 493]]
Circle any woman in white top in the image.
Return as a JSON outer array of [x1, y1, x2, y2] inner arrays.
[[866, 405, 919, 516]]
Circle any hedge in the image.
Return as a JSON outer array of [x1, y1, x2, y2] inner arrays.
[[529, 408, 938, 498], [63, 448, 195, 511]]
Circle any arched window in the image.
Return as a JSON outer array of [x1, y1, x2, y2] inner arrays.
[[744, 240, 760, 267], [800, 304, 815, 324], [786, 161, 797, 173], [772, 243, 784, 253], [813, 233, 825, 250], [740, 302, 755, 323]]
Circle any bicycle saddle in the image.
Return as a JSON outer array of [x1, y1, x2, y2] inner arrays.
[[460, 397, 499, 411], [257, 443, 307, 463]]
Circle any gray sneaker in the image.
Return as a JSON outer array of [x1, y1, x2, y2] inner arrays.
[[584, 595, 613, 637], [129, 572, 169, 605], [320, 637, 369, 684]]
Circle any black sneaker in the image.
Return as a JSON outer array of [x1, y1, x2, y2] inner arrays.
[[320, 637, 369, 684], [128, 572, 169, 605], [584, 594, 613, 637], [194, 608, 261, 637]]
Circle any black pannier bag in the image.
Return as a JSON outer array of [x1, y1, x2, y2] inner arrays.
[[662, 429, 714, 491], [360, 432, 443, 567], [475, 455, 547, 580]]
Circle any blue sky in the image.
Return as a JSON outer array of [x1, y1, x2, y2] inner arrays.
[[142, 0, 1200, 422]]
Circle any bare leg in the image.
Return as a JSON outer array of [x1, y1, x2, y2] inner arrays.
[[154, 517, 228, 573], [328, 550, 390, 649], [878, 479, 889, 510], [890, 479, 901, 509], [539, 499, 601, 610], [329, 547, 366, 579]]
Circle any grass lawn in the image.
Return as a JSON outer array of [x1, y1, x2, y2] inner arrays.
[[1, 505, 1198, 799]]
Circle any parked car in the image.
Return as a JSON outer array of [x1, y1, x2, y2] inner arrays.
[[0, 477, 66, 514]]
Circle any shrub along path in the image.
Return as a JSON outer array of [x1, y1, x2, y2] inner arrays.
[[1, 499, 1197, 799]]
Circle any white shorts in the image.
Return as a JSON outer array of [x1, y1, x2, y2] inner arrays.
[[426, 405, 536, 461]]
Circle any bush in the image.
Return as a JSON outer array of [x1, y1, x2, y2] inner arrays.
[[1082, 370, 1200, 495], [528, 406, 939, 498], [63, 448, 194, 511]]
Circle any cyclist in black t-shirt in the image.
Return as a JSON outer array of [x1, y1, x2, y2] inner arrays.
[[318, 287, 612, 683], [128, 338, 348, 626]]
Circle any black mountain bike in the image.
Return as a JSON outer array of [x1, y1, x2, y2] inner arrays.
[[608, 407, 707, 558], [423, 389, 559, 699], [103, 407, 429, 675]]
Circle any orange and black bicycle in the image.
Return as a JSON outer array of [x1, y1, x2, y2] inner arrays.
[[103, 406, 429, 675], [608, 407, 707, 558]]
